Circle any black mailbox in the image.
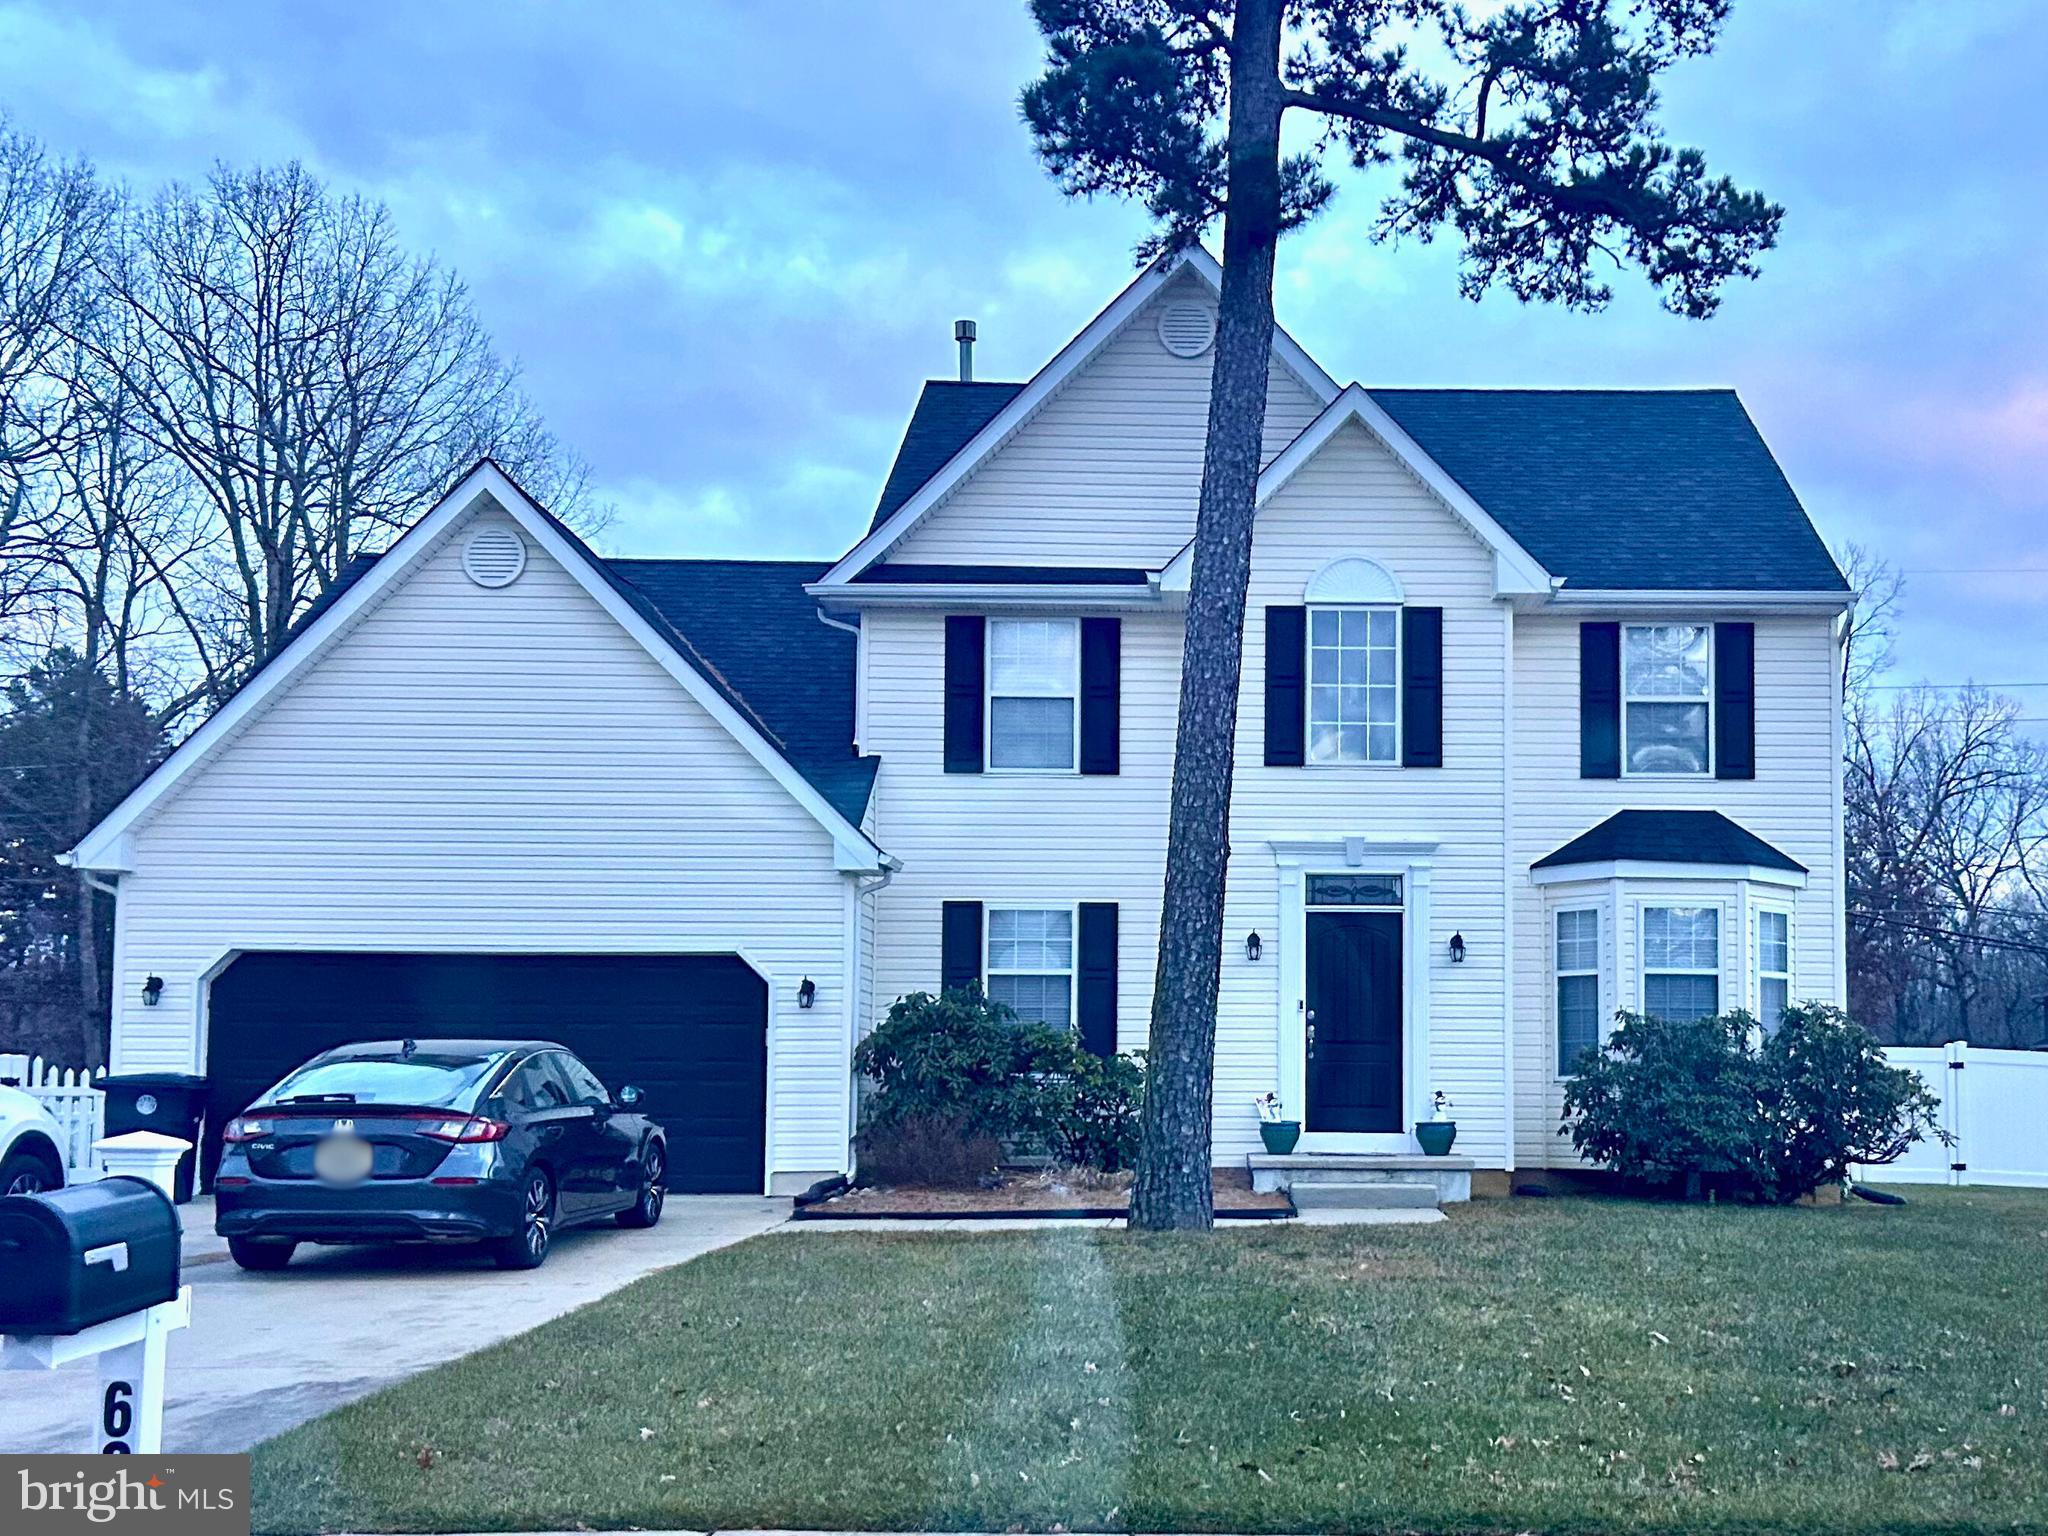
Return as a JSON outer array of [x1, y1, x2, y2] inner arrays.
[[0, 1177, 181, 1336]]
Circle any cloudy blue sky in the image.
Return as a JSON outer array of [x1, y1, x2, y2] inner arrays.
[[2, 1, 2043, 699]]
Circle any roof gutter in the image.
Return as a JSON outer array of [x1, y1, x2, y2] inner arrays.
[[1531, 587, 1853, 616], [806, 580, 1165, 612]]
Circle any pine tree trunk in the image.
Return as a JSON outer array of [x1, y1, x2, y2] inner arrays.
[[1129, 0, 1287, 1233]]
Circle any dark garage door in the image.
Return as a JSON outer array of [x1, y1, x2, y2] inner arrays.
[[205, 952, 768, 1193]]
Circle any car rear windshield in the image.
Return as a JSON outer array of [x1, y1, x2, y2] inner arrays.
[[262, 1052, 505, 1109]]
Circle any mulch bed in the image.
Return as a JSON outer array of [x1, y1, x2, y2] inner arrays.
[[793, 1166, 1292, 1220]]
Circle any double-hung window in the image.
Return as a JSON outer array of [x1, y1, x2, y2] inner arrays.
[[1641, 905, 1720, 1020], [1555, 909, 1601, 1076], [1756, 909, 1792, 1033], [1307, 606, 1399, 763], [987, 619, 1078, 770], [986, 907, 1074, 1029], [1623, 624, 1711, 774]]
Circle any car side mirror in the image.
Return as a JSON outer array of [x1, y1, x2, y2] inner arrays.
[[618, 1085, 643, 1108]]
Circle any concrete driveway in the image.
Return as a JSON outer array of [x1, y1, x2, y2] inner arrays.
[[0, 1194, 788, 1454]]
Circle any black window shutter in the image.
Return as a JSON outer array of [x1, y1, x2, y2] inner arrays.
[[1077, 903, 1118, 1058], [1580, 622, 1622, 779], [943, 615, 985, 774], [940, 900, 983, 993], [1079, 617, 1121, 775], [1264, 606, 1307, 767], [1401, 606, 1444, 768], [1715, 621, 1756, 780]]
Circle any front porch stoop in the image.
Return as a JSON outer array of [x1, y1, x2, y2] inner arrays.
[[1248, 1153, 1473, 1209]]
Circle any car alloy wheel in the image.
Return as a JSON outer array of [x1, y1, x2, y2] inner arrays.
[[641, 1146, 666, 1222], [620, 1144, 666, 1228], [521, 1170, 552, 1262], [5, 1166, 48, 1196]]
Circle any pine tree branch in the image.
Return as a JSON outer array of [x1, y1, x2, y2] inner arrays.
[[1281, 87, 1654, 226]]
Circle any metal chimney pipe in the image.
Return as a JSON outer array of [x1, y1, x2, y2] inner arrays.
[[954, 318, 977, 382]]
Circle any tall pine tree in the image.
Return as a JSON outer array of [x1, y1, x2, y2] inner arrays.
[[1023, 0, 1781, 1229]]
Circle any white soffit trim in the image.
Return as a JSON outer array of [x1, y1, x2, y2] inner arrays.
[[817, 246, 1339, 589], [1159, 384, 1553, 598], [1529, 859, 1808, 889], [68, 461, 893, 876]]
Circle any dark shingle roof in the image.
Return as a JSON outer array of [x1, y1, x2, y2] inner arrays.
[[862, 379, 1844, 593], [606, 558, 877, 824], [1533, 810, 1806, 873], [1367, 389, 1846, 592], [870, 380, 1024, 528]]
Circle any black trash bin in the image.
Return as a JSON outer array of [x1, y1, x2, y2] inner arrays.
[[100, 1074, 208, 1203]]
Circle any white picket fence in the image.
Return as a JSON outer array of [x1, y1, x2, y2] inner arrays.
[[1856, 1042, 2048, 1189], [0, 1053, 107, 1179]]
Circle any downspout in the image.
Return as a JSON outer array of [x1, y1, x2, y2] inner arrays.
[[844, 866, 896, 1179]]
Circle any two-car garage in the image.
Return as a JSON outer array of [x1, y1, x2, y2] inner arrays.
[[204, 953, 769, 1193]]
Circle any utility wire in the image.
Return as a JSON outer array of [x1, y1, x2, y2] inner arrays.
[[1848, 907, 2048, 959]]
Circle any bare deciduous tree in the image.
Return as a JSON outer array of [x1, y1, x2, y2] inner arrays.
[[0, 118, 106, 633], [81, 163, 597, 675]]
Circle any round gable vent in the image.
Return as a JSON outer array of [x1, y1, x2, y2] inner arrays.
[[1157, 300, 1218, 358], [462, 525, 527, 588]]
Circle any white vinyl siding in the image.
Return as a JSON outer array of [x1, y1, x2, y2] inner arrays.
[[985, 906, 1076, 1028], [105, 507, 856, 1190], [987, 618, 1078, 771], [1512, 611, 1841, 1167], [885, 269, 1325, 570], [869, 416, 1518, 1166], [1641, 905, 1721, 1020]]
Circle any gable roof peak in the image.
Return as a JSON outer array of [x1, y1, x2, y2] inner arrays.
[[822, 247, 1338, 586], [68, 460, 892, 876]]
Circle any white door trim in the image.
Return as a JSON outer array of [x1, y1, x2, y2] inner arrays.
[[1271, 839, 1436, 1155]]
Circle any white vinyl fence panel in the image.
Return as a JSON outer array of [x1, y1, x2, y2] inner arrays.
[[1855, 1042, 2048, 1189], [0, 1053, 106, 1179]]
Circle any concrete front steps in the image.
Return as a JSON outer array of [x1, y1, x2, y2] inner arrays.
[[1249, 1153, 1474, 1210]]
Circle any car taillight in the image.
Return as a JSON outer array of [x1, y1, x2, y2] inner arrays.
[[417, 1116, 508, 1143], [222, 1117, 270, 1142]]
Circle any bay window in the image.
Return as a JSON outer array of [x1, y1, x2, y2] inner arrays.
[[1756, 908, 1791, 1033], [1555, 908, 1601, 1076], [1642, 904, 1720, 1020]]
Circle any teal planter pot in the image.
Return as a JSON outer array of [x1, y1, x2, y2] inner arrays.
[[1415, 1120, 1458, 1157], [1259, 1120, 1301, 1155]]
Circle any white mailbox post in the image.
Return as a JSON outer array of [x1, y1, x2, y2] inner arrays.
[[0, 1130, 194, 1453]]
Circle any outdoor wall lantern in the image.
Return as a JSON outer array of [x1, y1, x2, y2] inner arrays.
[[1448, 932, 1467, 964], [797, 977, 817, 1009], [1245, 931, 1262, 963], [141, 974, 165, 1007]]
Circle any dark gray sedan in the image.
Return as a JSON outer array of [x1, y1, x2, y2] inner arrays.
[[213, 1039, 667, 1271]]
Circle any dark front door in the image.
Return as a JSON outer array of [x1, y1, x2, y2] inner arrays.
[[1305, 911, 1403, 1133]]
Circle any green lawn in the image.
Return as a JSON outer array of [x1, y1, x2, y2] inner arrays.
[[254, 1189, 2048, 1535]]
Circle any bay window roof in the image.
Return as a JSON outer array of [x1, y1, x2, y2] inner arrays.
[[1533, 809, 1806, 875]]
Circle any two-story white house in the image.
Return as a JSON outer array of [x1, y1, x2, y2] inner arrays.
[[67, 248, 1849, 1197]]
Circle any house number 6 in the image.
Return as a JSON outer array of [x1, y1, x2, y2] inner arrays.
[[101, 1379, 135, 1452]]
